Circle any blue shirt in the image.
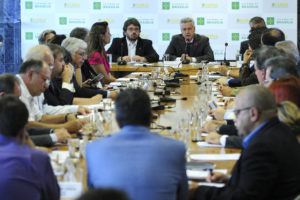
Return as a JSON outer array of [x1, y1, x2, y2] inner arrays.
[[86, 125, 188, 200], [0, 134, 60, 200], [243, 121, 269, 148]]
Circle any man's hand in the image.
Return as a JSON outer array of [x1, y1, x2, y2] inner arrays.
[[205, 132, 222, 144], [218, 85, 233, 96], [53, 128, 71, 143], [207, 172, 228, 183], [62, 65, 74, 83], [66, 113, 77, 122], [211, 107, 226, 121], [243, 49, 253, 64], [215, 77, 228, 85], [202, 120, 226, 133], [181, 54, 192, 62], [224, 98, 235, 110], [132, 56, 147, 62], [90, 94, 102, 104], [219, 66, 228, 76], [82, 79, 97, 88], [64, 119, 86, 132], [121, 56, 131, 62], [78, 106, 91, 115]]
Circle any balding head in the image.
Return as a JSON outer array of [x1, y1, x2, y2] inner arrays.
[[235, 85, 277, 137], [25, 45, 54, 69]]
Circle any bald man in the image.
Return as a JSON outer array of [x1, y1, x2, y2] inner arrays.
[[191, 85, 300, 200]]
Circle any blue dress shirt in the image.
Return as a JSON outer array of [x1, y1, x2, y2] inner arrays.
[[243, 121, 269, 148]]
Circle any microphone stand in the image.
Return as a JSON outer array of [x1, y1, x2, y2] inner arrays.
[[117, 42, 127, 65], [182, 39, 190, 64], [223, 42, 229, 66]]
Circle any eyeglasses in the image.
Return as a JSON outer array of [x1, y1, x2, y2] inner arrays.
[[233, 107, 252, 117], [127, 27, 140, 32], [35, 71, 50, 85], [76, 51, 86, 58]]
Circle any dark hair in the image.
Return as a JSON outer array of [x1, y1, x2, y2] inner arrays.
[[0, 73, 19, 94], [38, 29, 56, 44], [247, 27, 266, 50], [123, 18, 141, 33], [88, 22, 108, 58], [0, 95, 28, 137], [253, 46, 287, 70], [249, 16, 266, 27], [70, 27, 89, 41], [62, 48, 72, 64], [47, 43, 64, 60], [77, 188, 130, 200], [265, 56, 299, 80], [19, 59, 44, 74], [261, 28, 285, 46], [47, 34, 67, 45], [115, 88, 151, 128]]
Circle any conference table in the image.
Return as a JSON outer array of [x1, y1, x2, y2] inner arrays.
[[53, 63, 241, 199]]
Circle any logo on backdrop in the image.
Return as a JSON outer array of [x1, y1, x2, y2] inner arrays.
[[197, 18, 205, 25], [93, 2, 101, 9], [232, 33, 239, 41], [25, 32, 33, 40], [59, 17, 67, 25], [267, 17, 275, 25], [162, 2, 170, 10], [25, 1, 33, 9], [162, 33, 170, 41], [232, 2, 239, 10]]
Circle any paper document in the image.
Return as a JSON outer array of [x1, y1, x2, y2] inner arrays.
[[198, 182, 225, 188], [187, 169, 228, 180], [197, 141, 223, 148], [190, 153, 240, 161], [116, 77, 138, 82]]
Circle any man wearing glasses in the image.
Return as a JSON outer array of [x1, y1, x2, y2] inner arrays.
[[107, 18, 159, 63], [190, 85, 300, 200]]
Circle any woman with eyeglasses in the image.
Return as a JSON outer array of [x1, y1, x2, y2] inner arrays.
[[87, 22, 116, 84]]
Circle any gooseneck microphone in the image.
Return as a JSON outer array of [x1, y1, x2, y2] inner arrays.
[[223, 42, 229, 66], [182, 39, 190, 64], [117, 42, 127, 65]]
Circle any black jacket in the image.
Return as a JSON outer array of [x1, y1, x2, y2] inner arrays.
[[195, 118, 300, 200], [107, 37, 159, 62], [165, 34, 214, 62]]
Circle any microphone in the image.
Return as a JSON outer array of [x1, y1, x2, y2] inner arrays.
[[182, 39, 190, 64], [117, 42, 127, 65], [150, 126, 172, 130], [159, 97, 187, 103], [223, 42, 229, 66]]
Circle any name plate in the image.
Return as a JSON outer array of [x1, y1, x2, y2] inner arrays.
[[59, 182, 83, 198]]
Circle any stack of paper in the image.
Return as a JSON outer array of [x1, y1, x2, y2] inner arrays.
[[190, 153, 240, 161]]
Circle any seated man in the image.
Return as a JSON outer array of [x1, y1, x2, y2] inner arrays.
[[165, 17, 214, 63], [86, 88, 188, 200], [0, 73, 70, 147], [0, 95, 60, 200], [18, 59, 86, 132], [191, 85, 300, 200], [107, 18, 159, 63], [261, 27, 285, 46]]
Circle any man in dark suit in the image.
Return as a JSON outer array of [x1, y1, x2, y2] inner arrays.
[[107, 18, 159, 63], [239, 16, 266, 58], [165, 17, 214, 62], [191, 85, 300, 200]]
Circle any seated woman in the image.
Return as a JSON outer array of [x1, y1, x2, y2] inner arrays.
[[88, 22, 116, 84]]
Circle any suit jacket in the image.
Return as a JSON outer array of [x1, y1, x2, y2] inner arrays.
[[239, 63, 258, 86], [165, 34, 214, 62], [194, 118, 300, 200], [239, 40, 248, 60], [44, 76, 107, 106], [86, 125, 188, 200], [27, 127, 54, 147], [107, 37, 159, 62]]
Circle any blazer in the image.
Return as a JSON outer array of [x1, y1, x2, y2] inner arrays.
[[239, 40, 248, 60], [194, 118, 300, 200], [165, 34, 214, 62], [107, 37, 159, 62], [239, 63, 258, 86], [44, 76, 107, 106], [86, 125, 188, 200], [27, 127, 54, 147]]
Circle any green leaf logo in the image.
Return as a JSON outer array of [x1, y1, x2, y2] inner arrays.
[[59, 17, 67, 25], [232, 33, 239, 41], [25, 32, 33, 40], [162, 33, 170, 41], [197, 17, 205, 25], [232, 2, 239, 10], [93, 2, 101, 10], [267, 17, 275, 25], [25, 1, 33, 9], [162, 2, 170, 10]]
